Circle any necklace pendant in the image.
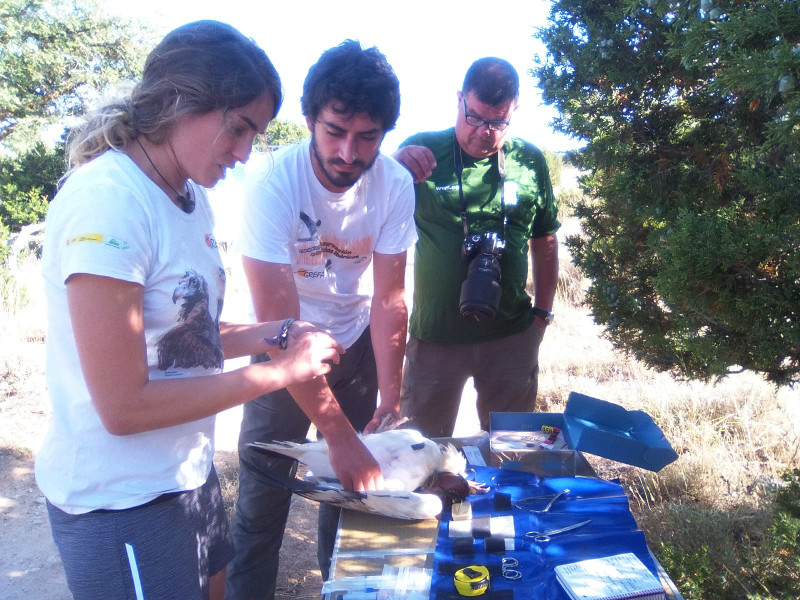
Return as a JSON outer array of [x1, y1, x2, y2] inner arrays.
[[177, 187, 195, 214]]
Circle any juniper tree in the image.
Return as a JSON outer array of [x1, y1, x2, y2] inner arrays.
[[535, 0, 799, 384]]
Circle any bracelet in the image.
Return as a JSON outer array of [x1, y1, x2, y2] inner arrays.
[[264, 318, 295, 350]]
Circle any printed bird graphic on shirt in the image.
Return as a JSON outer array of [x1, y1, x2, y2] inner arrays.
[[156, 269, 224, 370], [246, 428, 476, 520], [298, 211, 322, 241]]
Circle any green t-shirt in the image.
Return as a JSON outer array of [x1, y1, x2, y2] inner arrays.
[[405, 128, 559, 344]]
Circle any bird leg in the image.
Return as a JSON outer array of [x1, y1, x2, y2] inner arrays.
[[466, 480, 491, 494]]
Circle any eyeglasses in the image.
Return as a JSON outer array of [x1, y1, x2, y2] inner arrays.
[[462, 99, 511, 132]]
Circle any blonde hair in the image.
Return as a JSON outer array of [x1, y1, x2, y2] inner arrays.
[[66, 98, 137, 171], [66, 20, 282, 174]]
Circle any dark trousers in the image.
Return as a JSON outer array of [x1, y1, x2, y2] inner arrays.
[[225, 327, 378, 600]]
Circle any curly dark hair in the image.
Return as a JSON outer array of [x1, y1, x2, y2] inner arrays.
[[301, 39, 400, 132]]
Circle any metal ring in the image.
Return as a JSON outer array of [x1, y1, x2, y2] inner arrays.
[[534, 535, 550, 543], [501, 557, 519, 568], [502, 569, 522, 580], [524, 532, 551, 542]]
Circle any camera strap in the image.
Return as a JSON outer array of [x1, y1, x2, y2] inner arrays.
[[453, 135, 507, 241]]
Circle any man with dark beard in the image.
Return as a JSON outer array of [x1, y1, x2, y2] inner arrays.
[[226, 40, 416, 600]]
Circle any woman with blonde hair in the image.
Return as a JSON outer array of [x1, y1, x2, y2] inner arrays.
[[36, 20, 342, 600]]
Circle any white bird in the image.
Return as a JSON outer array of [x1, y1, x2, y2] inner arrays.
[[253, 428, 466, 491], [247, 428, 470, 520]]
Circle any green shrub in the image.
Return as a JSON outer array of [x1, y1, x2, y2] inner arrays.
[[0, 184, 49, 232], [746, 470, 800, 599], [0, 221, 9, 265], [536, 0, 800, 385], [0, 141, 64, 232], [653, 470, 800, 600], [658, 543, 713, 600]]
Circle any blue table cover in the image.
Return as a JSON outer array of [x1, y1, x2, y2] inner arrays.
[[431, 466, 662, 599]]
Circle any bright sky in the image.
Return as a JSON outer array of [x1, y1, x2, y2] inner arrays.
[[101, 0, 582, 154]]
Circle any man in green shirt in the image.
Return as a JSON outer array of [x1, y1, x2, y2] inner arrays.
[[394, 57, 559, 436]]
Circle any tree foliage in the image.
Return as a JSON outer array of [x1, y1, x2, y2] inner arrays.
[[535, 0, 800, 385], [0, 0, 149, 152], [0, 0, 150, 255], [265, 118, 310, 148], [0, 140, 62, 231], [542, 149, 564, 191]]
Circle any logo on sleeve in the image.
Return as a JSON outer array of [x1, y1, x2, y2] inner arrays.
[[66, 233, 129, 250]]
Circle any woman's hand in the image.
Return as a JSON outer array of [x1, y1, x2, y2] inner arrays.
[[284, 319, 321, 344], [270, 328, 344, 385]]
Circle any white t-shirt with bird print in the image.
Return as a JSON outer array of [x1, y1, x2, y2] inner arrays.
[[37, 150, 225, 514], [239, 139, 417, 349]]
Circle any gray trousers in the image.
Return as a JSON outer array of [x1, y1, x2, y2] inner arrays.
[[400, 323, 544, 437], [48, 467, 232, 600], [225, 327, 378, 600]]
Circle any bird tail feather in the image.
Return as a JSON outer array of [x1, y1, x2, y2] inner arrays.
[[247, 440, 309, 461]]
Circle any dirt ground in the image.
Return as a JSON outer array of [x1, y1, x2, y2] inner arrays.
[[0, 448, 324, 600], [0, 339, 324, 600], [1, 447, 70, 600]]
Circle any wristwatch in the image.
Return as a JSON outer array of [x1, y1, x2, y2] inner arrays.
[[532, 307, 555, 325]]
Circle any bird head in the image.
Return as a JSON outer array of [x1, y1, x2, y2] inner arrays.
[[426, 443, 471, 504], [172, 269, 208, 304], [428, 471, 471, 504]]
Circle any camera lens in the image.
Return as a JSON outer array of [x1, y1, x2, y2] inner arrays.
[[459, 253, 502, 322]]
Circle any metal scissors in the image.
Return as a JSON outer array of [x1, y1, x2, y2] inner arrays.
[[524, 519, 591, 542], [514, 488, 571, 513]]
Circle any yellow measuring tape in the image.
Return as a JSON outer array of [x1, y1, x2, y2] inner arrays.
[[454, 565, 490, 596]]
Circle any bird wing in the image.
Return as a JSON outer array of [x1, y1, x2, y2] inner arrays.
[[242, 450, 443, 520], [353, 490, 443, 520], [249, 431, 467, 493], [248, 440, 336, 480], [361, 429, 447, 491]]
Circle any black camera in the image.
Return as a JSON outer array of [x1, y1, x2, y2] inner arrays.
[[459, 232, 505, 322]]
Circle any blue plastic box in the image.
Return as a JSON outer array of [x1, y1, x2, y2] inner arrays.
[[490, 392, 678, 472]]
